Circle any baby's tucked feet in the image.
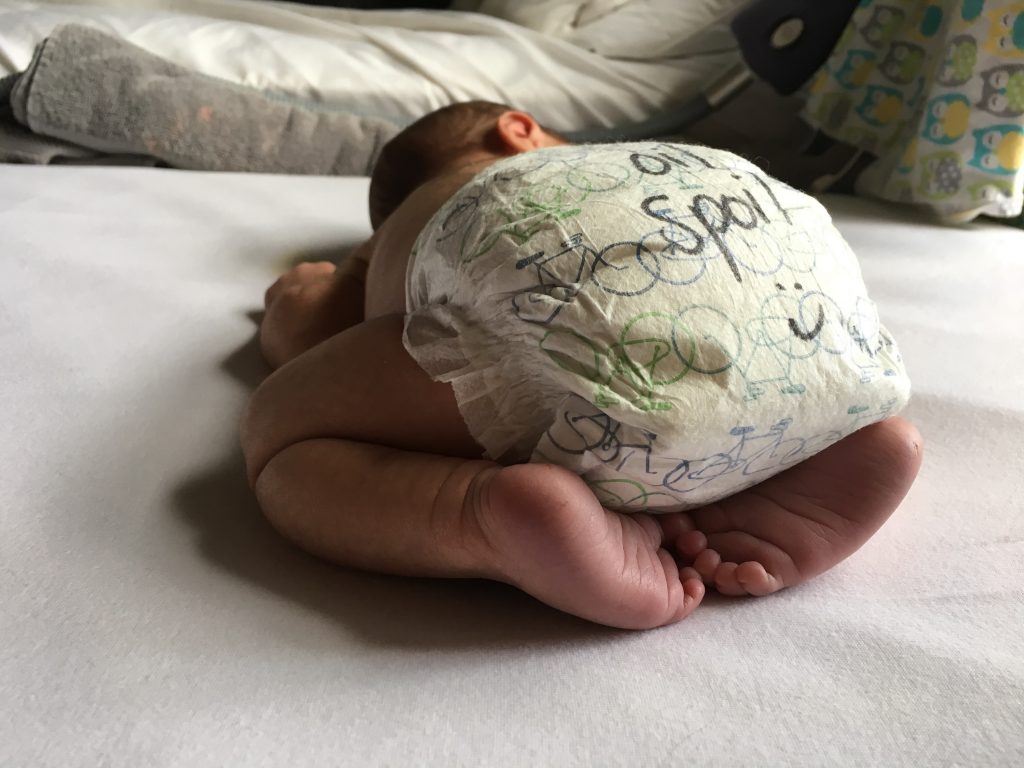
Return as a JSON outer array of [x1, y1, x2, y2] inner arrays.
[[675, 417, 923, 597], [469, 417, 921, 628], [472, 463, 705, 630]]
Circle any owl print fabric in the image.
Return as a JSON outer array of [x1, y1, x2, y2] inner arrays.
[[802, 0, 1024, 221]]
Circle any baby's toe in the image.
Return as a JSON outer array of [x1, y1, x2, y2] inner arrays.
[[735, 561, 781, 596], [657, 512, 696, 541], [656, 551, 704, 625], [680, 566, 702, 584], [692, 548, 721, 582], [676, 530, 707, 558], [680, 568, 706, 612], [713, 562, 748, 596]]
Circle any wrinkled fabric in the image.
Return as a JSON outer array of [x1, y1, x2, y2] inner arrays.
[[404, 143, 911, 511], [0, 0, 743, 133], [803, 0, 1024, 221]]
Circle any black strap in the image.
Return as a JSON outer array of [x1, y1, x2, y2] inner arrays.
[[731, 0, 859, 94]]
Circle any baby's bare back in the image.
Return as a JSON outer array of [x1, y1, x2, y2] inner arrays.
[[363, 164, 489, 320]]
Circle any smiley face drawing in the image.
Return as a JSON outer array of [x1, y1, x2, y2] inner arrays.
[[778, 283, 826, 343], [739, 283, 848, 399]]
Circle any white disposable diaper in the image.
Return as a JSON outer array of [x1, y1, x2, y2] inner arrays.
[[404, 142, 910, 511]]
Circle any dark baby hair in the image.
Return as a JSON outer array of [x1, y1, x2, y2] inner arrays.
[[367, 100, 513, 229]]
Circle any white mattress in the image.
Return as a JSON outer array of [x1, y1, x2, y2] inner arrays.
[[2, 164, 1023, 766]]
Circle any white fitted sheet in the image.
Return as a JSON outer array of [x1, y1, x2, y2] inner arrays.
[[1, 164, 1022, 767]]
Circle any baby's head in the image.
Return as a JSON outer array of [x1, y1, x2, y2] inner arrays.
[[369, 101, 567, 229]]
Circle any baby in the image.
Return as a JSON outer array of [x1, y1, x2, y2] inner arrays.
[[240, 101, 923, 630]]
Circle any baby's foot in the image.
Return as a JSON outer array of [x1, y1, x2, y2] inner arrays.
[[675, 417, 923, 596], [472, 464, 705, 630]]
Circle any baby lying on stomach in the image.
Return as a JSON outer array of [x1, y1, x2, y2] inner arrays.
[[241, 101, 923, 630]]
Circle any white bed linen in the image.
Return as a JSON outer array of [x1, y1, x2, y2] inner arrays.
[[1, 164, 1022, 767], [0, 0, 743, 130]]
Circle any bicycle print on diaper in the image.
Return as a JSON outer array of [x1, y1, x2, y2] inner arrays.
[[406, 142, 911, 511]]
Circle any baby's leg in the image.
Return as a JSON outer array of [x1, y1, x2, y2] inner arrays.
[[243, 315, 705, 629], [256, 440, 705, 629], [245, 314, 921, 622], [676, 418, 923, 596]]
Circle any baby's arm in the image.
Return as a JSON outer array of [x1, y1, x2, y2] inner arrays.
[[259, 249, 369, 369]]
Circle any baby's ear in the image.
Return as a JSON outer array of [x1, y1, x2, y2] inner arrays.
[[495, 111, 555, 154]]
